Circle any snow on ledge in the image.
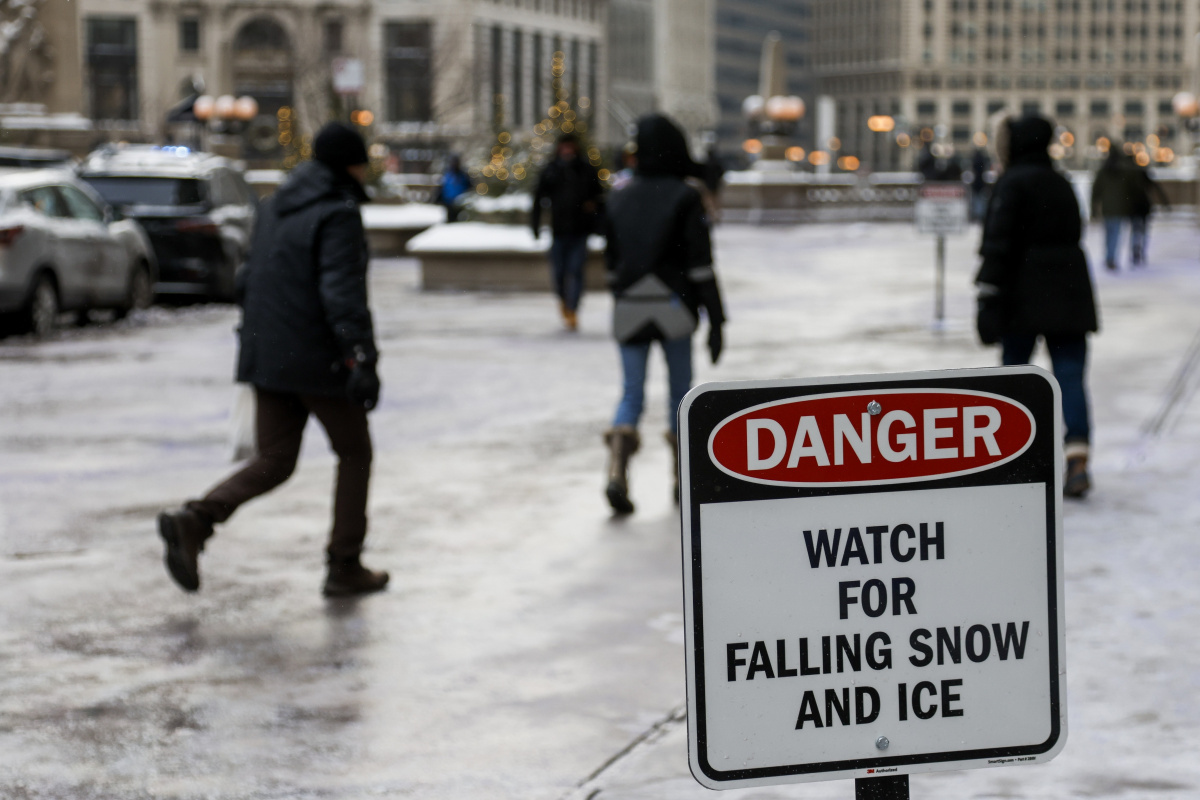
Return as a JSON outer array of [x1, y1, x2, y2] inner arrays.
[[361, 203, 446, 230], [407, 223, 604, 253]]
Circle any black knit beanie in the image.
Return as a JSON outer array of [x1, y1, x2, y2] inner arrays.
[[314, 122, 369, 168]]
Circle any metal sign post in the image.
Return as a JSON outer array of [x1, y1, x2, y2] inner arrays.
[[915, 183, 967, 329], [935, 235, 946, 326], [679, 367, 1067, 796]]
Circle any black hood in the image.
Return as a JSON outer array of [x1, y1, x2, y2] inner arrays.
[[1007, 116, 1053, 165], [635, 114, 701, 178], [275, 160, 368, 216]]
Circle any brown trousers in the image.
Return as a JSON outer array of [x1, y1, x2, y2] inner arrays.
[[189, 388, 373, 560]]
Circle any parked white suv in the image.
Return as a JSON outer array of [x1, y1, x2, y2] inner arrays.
[[0, 169, 156, 336]]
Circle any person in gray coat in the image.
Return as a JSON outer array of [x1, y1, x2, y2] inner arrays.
[[156, 122, 389, 597]]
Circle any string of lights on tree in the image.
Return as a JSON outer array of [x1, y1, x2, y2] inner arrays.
[[474, 50, 607, 196]]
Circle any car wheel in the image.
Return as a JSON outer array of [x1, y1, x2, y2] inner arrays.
[[23, 274, 59, 337], [115, 263, 153, 319]]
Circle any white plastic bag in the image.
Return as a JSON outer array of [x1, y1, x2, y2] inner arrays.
[[229, 383, 257, 462]]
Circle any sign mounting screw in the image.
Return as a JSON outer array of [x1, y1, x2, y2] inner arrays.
[[867, 400, 882, 416], [876, 736, 890, 750]]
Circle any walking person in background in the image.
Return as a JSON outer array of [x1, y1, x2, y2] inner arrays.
[[1128, 158, 1170, 267], [602, 114, 726, 515], [1091, 148, 1137, 271], [970, 146, 992, 221], [976, 115, 1099, 498], [437, 155, 473, 223], [531, 132, 604, 331], [156, 121, 389, 597]]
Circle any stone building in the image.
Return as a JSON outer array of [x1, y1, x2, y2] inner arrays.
[[72, 0, 609, 162], [811, 0, 1200, 170], [607, 0, 718, 144]]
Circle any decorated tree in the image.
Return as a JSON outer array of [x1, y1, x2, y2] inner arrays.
[[474, 50, 607, 197]]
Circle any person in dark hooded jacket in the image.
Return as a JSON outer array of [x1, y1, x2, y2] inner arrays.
[[601, 114, 726, 514], [976, 115, 1098, 498], [156, 122, 389, 597]]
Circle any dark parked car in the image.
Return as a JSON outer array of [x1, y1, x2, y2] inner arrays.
[[78, 146, 256, 301]]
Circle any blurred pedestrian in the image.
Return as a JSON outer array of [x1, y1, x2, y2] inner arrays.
[[610, 145, 636, 191], [602, 114, 726, 514], [437, 154, 473, 223], [970, 146, 991, 221], [1128, 160, 1170, 267], [1091, 148, 1138, 271], [531, 132, 604, 331], [975, 115, 1099, 498], [157, 121, 389, 597]]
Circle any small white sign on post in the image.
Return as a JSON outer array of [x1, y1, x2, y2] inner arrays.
[[332, 57, 365, 96], [679, 367, 1066, 792], [915, 182, 968, 235]]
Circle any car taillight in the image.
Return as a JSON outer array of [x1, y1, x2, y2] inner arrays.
[[0, 225, 24, 246], [175, 218, 220, 235]]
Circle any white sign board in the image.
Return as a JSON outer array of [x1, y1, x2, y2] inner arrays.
[[915, 182, 969, 235], [679, 367, 1066, 790], [332, 57, 365, 96]]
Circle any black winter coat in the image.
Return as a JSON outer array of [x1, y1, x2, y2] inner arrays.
[[977, 119, 1098, 336], [236, 160, 377, 396], [605, 114, 725, 344], [531, 157, 603, 236]]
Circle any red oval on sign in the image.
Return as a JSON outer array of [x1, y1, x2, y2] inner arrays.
[[707, 389, 1036, 487]]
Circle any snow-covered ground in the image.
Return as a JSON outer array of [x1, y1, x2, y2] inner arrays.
[[0, 220, 1197, 799]]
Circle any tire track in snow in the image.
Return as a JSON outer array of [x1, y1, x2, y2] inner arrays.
[[1126, 323, 1200, 468]]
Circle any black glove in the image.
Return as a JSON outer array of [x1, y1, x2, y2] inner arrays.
[[975, 285, 1004, 346], [708, 324, 723, 365], [346, 355, 380, 411]]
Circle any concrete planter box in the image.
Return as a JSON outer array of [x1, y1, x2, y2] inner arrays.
[[361, 203, 446, 257], [407, 223, 607, 292]]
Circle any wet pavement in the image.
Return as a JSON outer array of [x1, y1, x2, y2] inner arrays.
[[1, 221, 1199, 799]]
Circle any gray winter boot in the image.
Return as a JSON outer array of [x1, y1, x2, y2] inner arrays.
[[1064, 442, 1091, 499], [604, 426, 640, 515], [665, 431, 680, 505]]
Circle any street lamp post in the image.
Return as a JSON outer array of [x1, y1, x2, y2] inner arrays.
[[193, 94, 260, 155]]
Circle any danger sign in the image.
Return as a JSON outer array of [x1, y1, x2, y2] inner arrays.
[[679, 367, 1066, 790]]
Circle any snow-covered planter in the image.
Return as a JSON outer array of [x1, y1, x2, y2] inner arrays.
[[361, 203, 446, 256], [406, 223, 607, 292]]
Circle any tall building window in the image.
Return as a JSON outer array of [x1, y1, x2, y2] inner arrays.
[[1090, 99, 1109, 116], [587, 40, 596, 109], [491, 26, 503, 122], [512, 29, 524, 125], [532, 32, 543, 117], [179, 18, 200, 52], [384, 21, 432, 122], [87, 17, 138, 121], [324, 20, 344, 54]]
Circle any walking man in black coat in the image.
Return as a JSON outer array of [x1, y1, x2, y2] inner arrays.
[[531, 132, 603, 331], [157, 122, 389, 597], [976, 115, 1099, 498]]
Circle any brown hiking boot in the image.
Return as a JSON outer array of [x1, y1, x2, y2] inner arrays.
[[604, 426, 639, 515], [323, 557, 390, 597], [157, 508, 211, 592]]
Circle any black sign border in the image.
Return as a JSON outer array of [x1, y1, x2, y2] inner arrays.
[[680, 367, 1063, 784]]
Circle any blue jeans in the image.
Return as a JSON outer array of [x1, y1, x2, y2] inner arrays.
[[1103, 217, 1126, 266], [613, 337, 693, 435], [550, 234, 589, 312], [1130, 216, 1148, 264], [1002, 334, 1091, 445]]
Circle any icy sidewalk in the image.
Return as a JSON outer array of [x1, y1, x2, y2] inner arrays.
[[0, 221, 1196, 799]]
